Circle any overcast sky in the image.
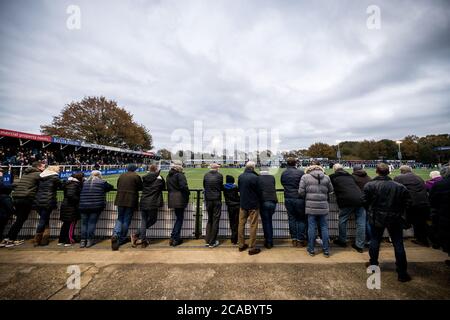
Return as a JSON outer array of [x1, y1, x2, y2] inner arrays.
[[0, 0, 449, 152]]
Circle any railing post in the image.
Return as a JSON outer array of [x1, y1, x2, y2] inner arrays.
[[195, 190, 202, 239]]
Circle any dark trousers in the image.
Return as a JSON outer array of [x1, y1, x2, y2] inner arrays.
[[36, 208, 52, 233], [59, 221, 77, 244], [171, 208, 185, 242], [227, 205, 239, 244], [138, 209, 158, 240], [260, 201, 276, 245], [205, 200, 222, 245], [407, 205, 430, 244], [7, 199, 33, 240], [369, 224, 408, 276], [284, 198, 306, 241], [0, 217, 8, 239]]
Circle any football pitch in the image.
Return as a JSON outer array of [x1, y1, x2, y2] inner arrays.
[[102, 167, 435, 190]]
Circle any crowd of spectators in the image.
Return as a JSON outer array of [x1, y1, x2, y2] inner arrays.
[[0, 145, 151, 166]]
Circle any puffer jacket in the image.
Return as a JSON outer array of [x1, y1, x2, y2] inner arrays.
[[280, 166, 304, 199], [140, 172, 165, 210], [203, 170, 223, 201], [352, 170, 372, 191], [223, 183, 240, 207], [166, 168, 190, 209], [258, 172, 278, 203], [79, 179, 114, 212], [59, 177, 82, 222], [34, 170, 62, 210], [0, 176, 14, 219], [299, 165, 334, 216], [329, 169, 363, 208], [12, 167, 41, 200], [394, 172, 429, 208], [363, 176, 411, 228]]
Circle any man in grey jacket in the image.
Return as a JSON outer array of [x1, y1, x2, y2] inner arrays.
[[299, 163, 334, 257]]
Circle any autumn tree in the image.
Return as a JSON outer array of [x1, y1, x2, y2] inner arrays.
[[41, 96, 153, 150], [157, 148, 172, 160], [307, 142, 336, 159]]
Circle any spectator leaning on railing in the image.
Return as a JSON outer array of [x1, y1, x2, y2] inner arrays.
[[203, 163, 224, 248], [299, 162, 334, 258], [111, 164, 143, 251]]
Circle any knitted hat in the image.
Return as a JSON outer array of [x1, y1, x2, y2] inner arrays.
[[226, 175, 235, 183]]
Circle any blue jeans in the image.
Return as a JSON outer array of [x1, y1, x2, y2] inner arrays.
[[260, 201, 276, 245], [284, 198, 306, 241], [171, 208, 185, 242], [366, 217, 372, 243], [338, 206, 366, 249], [80, 212, 100, 240], [369, 224, 407, 276], [36, 208, 52, 233], [113, 207, 134, 244], [307, 215, 329, 253]]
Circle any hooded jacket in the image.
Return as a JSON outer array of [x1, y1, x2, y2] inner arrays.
[[59, 177, 82, 222], [394, 172, 429, 208], [280, 166, 305, 199], [166, 168, 190, 209], [299, 165, 334, 216], [329, 169, 363, 208], [352, 169, 372, 191], [223, 183, 240, 207], [12, 167, 41, 200], [34, 169, 62, 210], [140, 172, 165, 210], [258, 171, 278, 203]]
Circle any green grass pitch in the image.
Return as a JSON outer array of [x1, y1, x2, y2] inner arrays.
[[102, 167, 436, 190]]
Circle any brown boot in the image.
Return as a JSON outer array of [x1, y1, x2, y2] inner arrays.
[[40, 227, 51, 246], [292, 240, 298, 247], [33, 233, 43, 247]]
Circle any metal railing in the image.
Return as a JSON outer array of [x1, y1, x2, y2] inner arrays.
[[4, 189, 412, 240]]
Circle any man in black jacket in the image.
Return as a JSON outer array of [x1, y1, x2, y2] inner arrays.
[[363, 163, 412, 282], [238, 161, 261, 255], [203, 163, 223, 248], [133, 164, 165, 248], [280, 157, 306, 247], [258, 167, 278, 249], [394, 165, 431, 247], [1, 161, 45, 248], [330, 163, 366, 253], [429, 166, 450, 265], [223, 175, 239, 244]]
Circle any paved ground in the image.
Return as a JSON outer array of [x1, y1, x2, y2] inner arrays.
[[0, 239, 449, 300]]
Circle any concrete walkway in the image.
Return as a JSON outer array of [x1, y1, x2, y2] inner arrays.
[[0, 239, 449, 300]]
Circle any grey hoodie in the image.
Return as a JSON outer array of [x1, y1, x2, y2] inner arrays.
[[299, 165, 334, 215]]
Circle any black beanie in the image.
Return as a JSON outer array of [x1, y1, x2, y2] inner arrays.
[[226, 175, 235, 183]]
